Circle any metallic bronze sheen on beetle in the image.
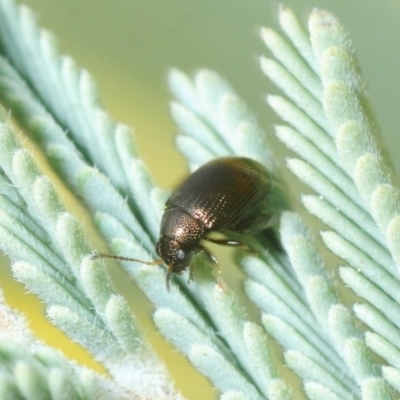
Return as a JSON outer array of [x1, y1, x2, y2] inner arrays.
[[93, 156, 273, 289], [156, 156, 272, 284]]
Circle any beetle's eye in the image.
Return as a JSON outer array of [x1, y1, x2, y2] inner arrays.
[[177, 249, 185, 259]]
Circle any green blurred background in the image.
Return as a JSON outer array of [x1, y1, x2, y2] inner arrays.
[[1, 1, 400, 398]]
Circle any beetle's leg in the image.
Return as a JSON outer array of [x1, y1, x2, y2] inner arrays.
[[188, 263, 194, 284], [197, 244, 219, 264], [203, 237, 257, 255], [196, 244, 225, 289], [203, 237, 244, 247]]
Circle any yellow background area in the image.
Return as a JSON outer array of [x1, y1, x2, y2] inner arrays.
[[2, 1, 400, 399]]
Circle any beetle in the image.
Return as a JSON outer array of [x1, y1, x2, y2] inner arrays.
[[94, 156, 273, 289]]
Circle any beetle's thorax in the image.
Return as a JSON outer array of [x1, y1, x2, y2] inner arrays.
[[156, 206, 207, 273], [159, 206, 207, 246]]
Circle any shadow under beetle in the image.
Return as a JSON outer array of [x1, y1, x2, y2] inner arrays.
[[94, 156, 274, 289]]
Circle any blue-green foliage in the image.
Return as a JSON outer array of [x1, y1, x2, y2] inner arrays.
[[0, 1, 399, 399]]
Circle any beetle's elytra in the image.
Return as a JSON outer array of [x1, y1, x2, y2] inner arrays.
[[95, 156, 273, 288]]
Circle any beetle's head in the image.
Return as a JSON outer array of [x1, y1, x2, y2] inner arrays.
[[156, 235, 194, 287]]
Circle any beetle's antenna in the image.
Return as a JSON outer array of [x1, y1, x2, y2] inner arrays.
[[91, 252, 162, 266]]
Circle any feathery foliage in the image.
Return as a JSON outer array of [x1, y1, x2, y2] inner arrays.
[[0, 1, 398, 399]]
